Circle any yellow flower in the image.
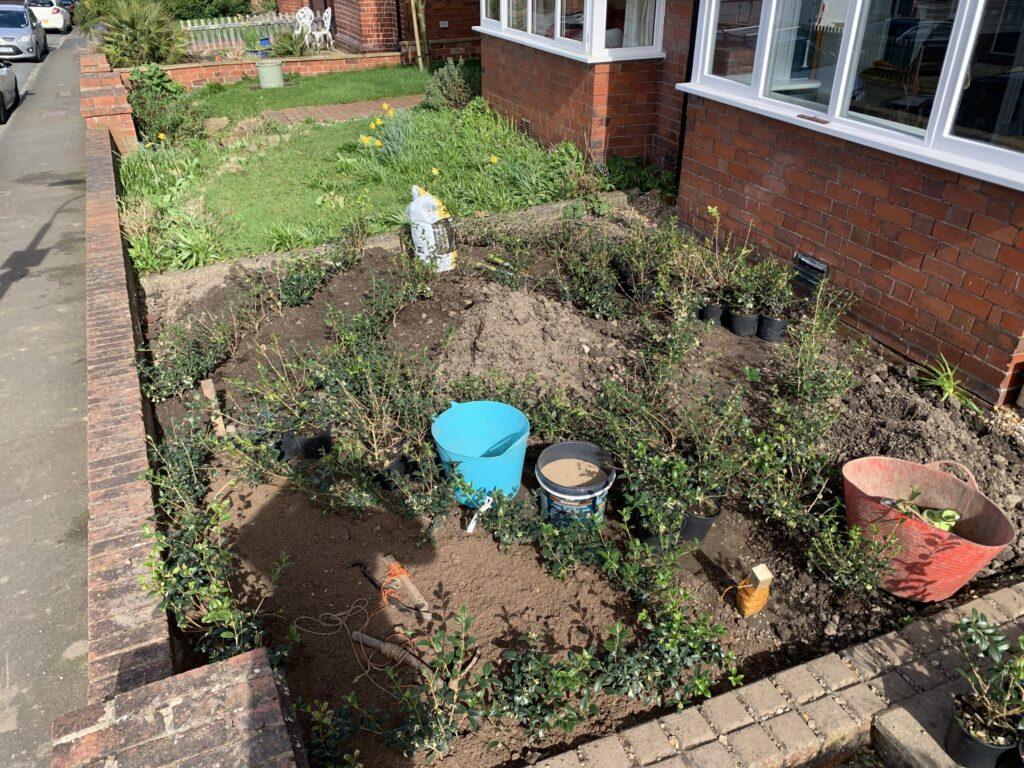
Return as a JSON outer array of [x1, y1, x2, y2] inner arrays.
[[369, 121, 377, 131], [157, 132, 167, 141], [431, 168, 440, 176], [359, 135, 371, 145], [387, 108, 396, 118], [374, 139, 383, 148], [381, 102, 390, 111], [489, 155, 499, 164], [375, 117, 384, 127]]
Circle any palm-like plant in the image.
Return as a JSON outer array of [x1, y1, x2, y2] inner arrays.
[[97, 0, 188, 68]]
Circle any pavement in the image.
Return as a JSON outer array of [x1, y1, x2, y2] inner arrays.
[[0, 30, 89, 768]]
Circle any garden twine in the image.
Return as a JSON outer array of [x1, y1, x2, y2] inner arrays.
[[723, 578, 770, 618]]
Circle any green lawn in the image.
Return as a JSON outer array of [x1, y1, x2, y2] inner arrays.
[[194, 65, 431, 120]]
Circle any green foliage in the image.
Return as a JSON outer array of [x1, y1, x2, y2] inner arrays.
[[917, 354, 980, 412], [119, 143, 224, 273], [757, 258, 796, 317], [96, 0, 188, 67], [161, 0, 249, 19], [604, 156, 675, 195], [955, 611, 1024, 744], [275, 246, 362, 307], [422, 58, 476, 111], [271, 29, 309, 57], [695, 206, 746, 305], [725, 257, 763, 315], [553, 228, 625, 320], [143, 405, 286, 660], [807, 503, 897, 593], [139, 318, 232, 401], [128, 64, 205, 143]]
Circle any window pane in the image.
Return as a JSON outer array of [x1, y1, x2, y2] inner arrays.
[[509, 0, 527, 29], [486, 0, 500, 21], [561, 0, 585, 40], [845, 0, 959, 133], [606, 0, 657, 47], [711, 0, 763, 82], [951, 0, 1024, 152], [765, 0, 850, 109], [532, 0, 555, 36]]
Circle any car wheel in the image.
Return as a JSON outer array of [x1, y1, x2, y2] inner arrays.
[[0, 95, 8, 126], [11, 82, 18, 108]]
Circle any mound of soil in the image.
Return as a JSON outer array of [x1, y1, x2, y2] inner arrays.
[[440, 283, 630, 392]]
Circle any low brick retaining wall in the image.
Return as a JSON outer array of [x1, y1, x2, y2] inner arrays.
[[118, 50, 402, 90]]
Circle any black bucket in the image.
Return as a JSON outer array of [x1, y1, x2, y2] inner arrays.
[[757, 315, 788, 342], [679, 508, 720, 543], [944, 713, 1018, 768], [698, 303, 724, 326], [729, 312, 759, 337]]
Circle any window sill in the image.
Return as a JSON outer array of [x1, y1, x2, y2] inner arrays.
[[475, 25, 665, 64], [677, 81, 1024, 193]]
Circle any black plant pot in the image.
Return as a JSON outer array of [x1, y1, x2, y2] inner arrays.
[[728, 311, 759, 337], [944, 713, 1018, 768], [679, 509, 721, 543], [698, 303, 724, 326], [757, 315, 788, 342], [374, 453, 412, 490]]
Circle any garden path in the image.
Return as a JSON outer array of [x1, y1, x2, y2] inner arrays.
[[0, 32, 89, 768], [262, 93, 422, 125]]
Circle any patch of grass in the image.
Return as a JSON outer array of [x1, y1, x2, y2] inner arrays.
[[194, 65, 432, 120]]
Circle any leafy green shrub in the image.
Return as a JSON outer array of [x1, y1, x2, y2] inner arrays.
[[271, 29, 308, 57], [757, 257, 795, 317], [128, 64, 204, 142], [422, 58, 474, 111], [276, 246, 362, 307], [96, 0, 188, 67], [605, 156, 675, 194], [554, 229, 624, 320], [143, 407, 287, 661], [955, 610, 1024, 745], [138, 318, 232, 401], [161, 0, 249, 19]]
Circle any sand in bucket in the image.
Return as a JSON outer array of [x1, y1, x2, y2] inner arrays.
[[541, 458, 607, 489]]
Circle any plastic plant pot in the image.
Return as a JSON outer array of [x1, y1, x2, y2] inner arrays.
[[944, 712, 1017, 768], [757, 315, 788, 342], [679, 508, 720, 543], [698, 303, 724, 326], [728, 311, 759, 337], [256, 59, 285, 89]]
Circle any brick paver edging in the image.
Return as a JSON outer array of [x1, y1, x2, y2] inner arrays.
[[50, 127, 307, 767], [539, 586, 1024, 768]]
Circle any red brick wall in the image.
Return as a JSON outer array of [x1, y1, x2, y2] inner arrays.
[[677, 96, 1024, 405], [80, 54, 137, 154], [116, 51, 402, 90], [481, 35, 659, 163], [420, 0, 480, 60], [651, 0, 692, 167], [332, 0, 363, 50]]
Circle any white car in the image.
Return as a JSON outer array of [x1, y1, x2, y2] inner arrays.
[[25, 0, 70, 32], [0, 59, 18, 123]]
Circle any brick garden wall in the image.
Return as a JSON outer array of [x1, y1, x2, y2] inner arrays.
[[677, 97, 1024, 405], [481, 35, 659, 163], [117, 51, 402, 90]]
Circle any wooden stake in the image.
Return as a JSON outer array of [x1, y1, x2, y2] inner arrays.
[[409, 0, 424, 71], [199, 378, 227, 438]]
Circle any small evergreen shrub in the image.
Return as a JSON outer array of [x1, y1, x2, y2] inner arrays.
[[96, 0, 188, 67], [128, 65, 204, 142], [422, 58, 474, 111]]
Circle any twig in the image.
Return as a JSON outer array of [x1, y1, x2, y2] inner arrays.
[[351, 631, 428, 675]]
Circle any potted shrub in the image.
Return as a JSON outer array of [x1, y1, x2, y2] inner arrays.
[[756, 260, 795, 342], [726, 259, 761, 337], [695, 206, 742, 326], [945, 610, 1024, 768], [241, 27, 267, 58]]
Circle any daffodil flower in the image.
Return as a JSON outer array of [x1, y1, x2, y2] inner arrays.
[[375, 117, 384, 127], [158, 132, 167, 141], [489, 155, 499, 164], [374, 139, 383, 148], [431, 168, 440, 176], [381, 102, 390, 111]]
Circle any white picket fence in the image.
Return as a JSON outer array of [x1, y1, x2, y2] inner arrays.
[[180, 12, 294, 49]]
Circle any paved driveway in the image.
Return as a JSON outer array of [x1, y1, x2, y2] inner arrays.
[[0, 29, 88, 768]]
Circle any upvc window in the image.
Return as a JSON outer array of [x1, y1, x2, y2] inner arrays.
[[475, 0, 666, 63], [680, 0, 1024, 190]]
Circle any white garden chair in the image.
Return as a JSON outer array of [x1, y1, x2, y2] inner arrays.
[[294, 7, 314, 45], [310, 7, 333, 50]]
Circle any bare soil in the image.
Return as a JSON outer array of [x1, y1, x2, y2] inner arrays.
[[143, 205, 1024, 768]]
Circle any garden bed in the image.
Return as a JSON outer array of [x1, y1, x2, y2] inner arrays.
[[137, 198, 1024, 767]]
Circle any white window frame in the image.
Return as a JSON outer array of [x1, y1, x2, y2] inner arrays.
[[678, 0, 1024, 191], [474, 0, 666, 63]]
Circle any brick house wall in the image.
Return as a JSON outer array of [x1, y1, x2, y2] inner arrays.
[[482, 35, 660, 163], [677, 97, 1024, 405]]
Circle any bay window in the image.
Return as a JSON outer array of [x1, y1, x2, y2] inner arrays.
[[476, 0, 666, 62], [681, 0, 1024, 189]]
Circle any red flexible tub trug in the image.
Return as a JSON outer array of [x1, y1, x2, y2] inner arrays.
[[843, 457, 1015, 603]]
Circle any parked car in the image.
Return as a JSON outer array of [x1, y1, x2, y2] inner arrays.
[[25, 0, 70, 33], [0, 3, 47, 61], [55, 0, 74, 20], [0, 59, 18, 123]]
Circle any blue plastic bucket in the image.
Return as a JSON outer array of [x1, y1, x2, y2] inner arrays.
[[431, 401, 530, 508]]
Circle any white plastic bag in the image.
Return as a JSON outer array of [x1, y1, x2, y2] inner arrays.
[[407, 186, 457, 273]]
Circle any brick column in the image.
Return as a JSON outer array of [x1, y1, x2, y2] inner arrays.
[[79, 54, 137, 154]]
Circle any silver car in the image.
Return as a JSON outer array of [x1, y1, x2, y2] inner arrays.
[[0, 3, 48, 62], [0, 60, 17, 123]]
